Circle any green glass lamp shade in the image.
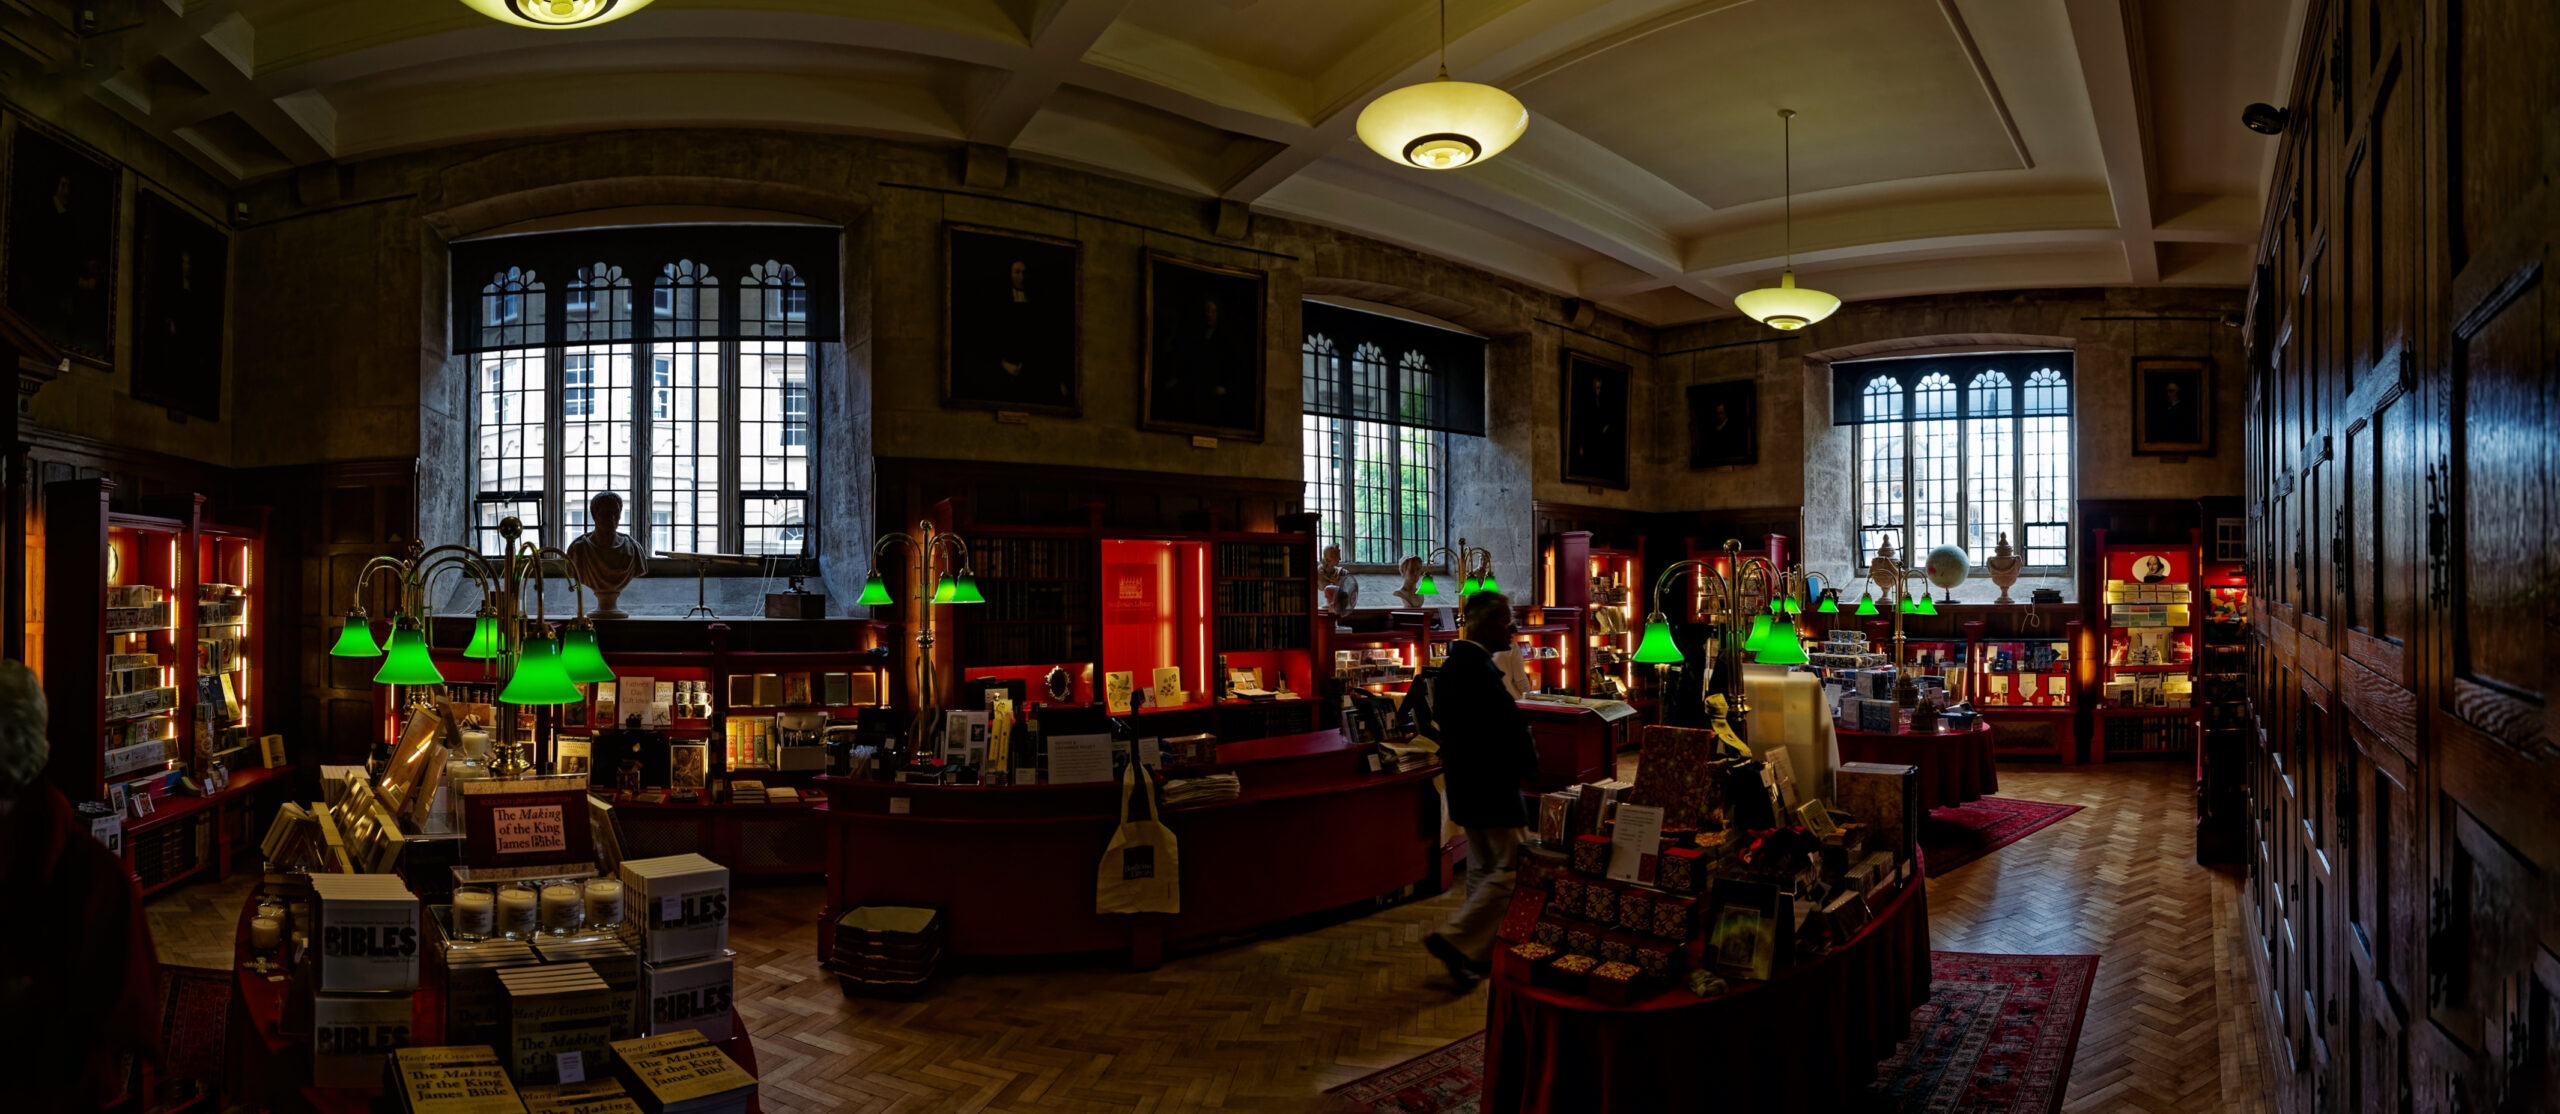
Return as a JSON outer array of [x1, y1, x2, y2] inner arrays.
[[1899, 594, 1920, 614], [931, 575, 956, 604], [1477, 570, 1501, 595], [1854, 592, 1879, 616], [461, 615, 505, 659], [1817, 593, 1839, 614], [951, 573, 986, 605], [1459, 575, 1481, 596], [857, 571, 893, 607], [1417, 572, 1440, 597], [499, 637, 584, 705], [1757, 628, 1810, 665], [373, 625, 445, 686], [330, 612, 383, 657], [1632, 615, 1683, 664], [558, 626, 615, 684], [1914, 593, 1940, 616], [1743, 613, 1778, 653]]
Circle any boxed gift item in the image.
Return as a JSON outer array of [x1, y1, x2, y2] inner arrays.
[[1654, 846, 1706, 895], [1834, 763, 1921, 871], [1550, 874, 1587, 915], [1541, 953, 1598, 994], [313, 992, 415, 1088], [1632, 939, 1681, 981], [1580, 877, 1620, 921], [1587, 960, 1644, 1005], [1498, 889, 1549, 945], [1616, 887, 1655, 932], [314, 873, 423, 993], [1562, 919, 1605, 957], [638, 950, 735, 1041], [1569, 834, 1612, 876], [1505, 942, 1556, 983], [619, 854, 730, 963], [1532, 916, 1568, 949], [1516, 845, 1568, 891], [1598, 930, 1643, 964], [1650, 894, 1697, 941]]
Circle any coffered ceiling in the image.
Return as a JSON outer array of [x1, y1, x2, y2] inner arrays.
[[20, 0, 2304, 325]]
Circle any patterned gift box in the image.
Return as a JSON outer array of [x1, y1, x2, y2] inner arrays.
[[1497, 888, 1549, 944], [1541, 953, 1598, 994], [1504, 942, 1557, 984], [1624, 726, 1727, 829], [1650, 894, 1697, 941], [1616, 887, 1655, 931], [1587, 960, 1644, 1005], [1532, 916, 1569, 949], [1659, 827, 1699, 850], [1580, 878, 1621, 922], [1655, 847, 1707, 894], [1516, 846, 1568, 891], [1551, 874, 1587, 915], [1632, 939, 1681, 981], [1570, 834, 1612, 876], [1598, 930, 1644, 965], [1563, 919, 1605, 956]]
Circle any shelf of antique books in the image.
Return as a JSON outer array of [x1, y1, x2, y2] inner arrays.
[[2089, 528, 2203, 762]]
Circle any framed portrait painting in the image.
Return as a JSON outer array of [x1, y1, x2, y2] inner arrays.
[[1686, 378, 1757, 468], [1560, 349, 1630, 488], [132, 190, 229, 421], [2132, 357, 2211, 455], [943, 223, 1079, 415], [4, 118, 119, 364], [1142, 250, 1266, 442]]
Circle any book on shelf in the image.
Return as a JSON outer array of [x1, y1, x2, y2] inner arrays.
[[1213, 543, 1301, 579]]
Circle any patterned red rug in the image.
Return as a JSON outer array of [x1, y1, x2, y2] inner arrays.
[[1323, 951, 2097, 1114], [1919, 796, 2083, 876]]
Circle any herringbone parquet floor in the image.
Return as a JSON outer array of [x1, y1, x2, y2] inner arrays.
[[146, 761, 2274, 1113]]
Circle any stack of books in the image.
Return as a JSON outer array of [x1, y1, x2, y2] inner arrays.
[[519, 1078, 644, 1114], [384, 1045, 526, 1114], [765, 786, 801, 805], [499, 963, 620, 1086], [532, 934, 640, 1040], [825, 905, 945, 996], [436, 933, 540, 1049], [727, 780, 766, 805], [608, 1030, 758, 1114], [1159, 773, 1242, 806]]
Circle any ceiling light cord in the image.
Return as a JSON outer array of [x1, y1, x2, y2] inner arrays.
[[1438, 0, 1449, 80], [1780, 107, 1795, 272]]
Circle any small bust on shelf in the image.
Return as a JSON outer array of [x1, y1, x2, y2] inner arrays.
[[1392, 555, 1425, 609], [565, 491, 647, 619]]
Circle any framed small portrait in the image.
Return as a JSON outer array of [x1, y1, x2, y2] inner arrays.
[[1686, 378, 1758, 468], [3, 116, 118, 364], [108, 782, 129, 815], [130, 190, 229, 421], [1142, 250, 1267, 442], [2132, 357, 2211, 455], [1561, 350, 1630, 488], [669, 742, 709, 790], [944, 224, 1080, 415]]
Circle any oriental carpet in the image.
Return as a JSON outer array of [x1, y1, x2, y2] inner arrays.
[[1324, 950, 2098, 1114], [1918, 796, 2083, 876]]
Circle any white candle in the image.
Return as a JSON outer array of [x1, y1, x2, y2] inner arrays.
[[249, 915, 281, 950], [582, 878, 623, 928], [540, 883, 584, 934], [497, 888, 538, 939], [452, 890, 495, 939]]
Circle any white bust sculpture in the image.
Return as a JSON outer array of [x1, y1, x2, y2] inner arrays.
[[565, 491, 647, 619], [1986, 533, 2025, 604], [1392, 555, 1426, 609]]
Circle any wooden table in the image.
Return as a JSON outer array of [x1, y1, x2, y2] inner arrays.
[[1836, 715, 1999, 809]]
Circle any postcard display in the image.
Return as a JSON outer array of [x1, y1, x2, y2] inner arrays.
[[1506, 711, 1920, 1004]]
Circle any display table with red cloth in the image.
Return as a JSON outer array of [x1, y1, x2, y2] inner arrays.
[[815, 728, 1458, 969], [1837, 715, 1999, 808], [1482, 871, 1929, 1113], [225, 888, 761, 1114]]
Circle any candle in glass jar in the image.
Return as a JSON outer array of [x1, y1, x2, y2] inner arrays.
[[451, 890, 495, 939], [582, 878, 623, 927], [249, 915, 281, 950], [540, 883, 584, 935], [497, 887, 538, 939]]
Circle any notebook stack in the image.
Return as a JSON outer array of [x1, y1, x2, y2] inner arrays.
[[499, 963, 620, 1086], [609, 1030, 758, 1114], [384, 1045, 527, 1114], [825, 905, 946, 997]]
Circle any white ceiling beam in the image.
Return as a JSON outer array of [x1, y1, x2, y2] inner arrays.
[[967, 0, 1135, 147], [2063, 0, 2160, 282]]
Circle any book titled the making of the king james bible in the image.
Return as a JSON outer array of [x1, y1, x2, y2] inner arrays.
[[609, 1029, 757, 1114], [384, 1045, 525, 1114]]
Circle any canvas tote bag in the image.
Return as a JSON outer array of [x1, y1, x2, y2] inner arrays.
[[1096, 763, 1181, 914]]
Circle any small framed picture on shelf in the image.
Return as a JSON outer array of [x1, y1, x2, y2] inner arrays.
[[1705, 877, 1780, 981], [784, 672, 813, 706], [108, 782, 129, 815], [669, 742, 709, 790]]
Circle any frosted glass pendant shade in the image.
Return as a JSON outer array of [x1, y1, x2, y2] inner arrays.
[[458, 0, 654, 29], [1735, 271, 1841, 331], [1356, 78, 1528, 170]]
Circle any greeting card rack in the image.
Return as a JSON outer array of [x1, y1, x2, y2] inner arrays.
[[1961, 617, 2085, 763], [2089, 528, 2203, 762]]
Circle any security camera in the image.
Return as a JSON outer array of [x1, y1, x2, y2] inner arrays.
[[2241, 103, 2290, 136]]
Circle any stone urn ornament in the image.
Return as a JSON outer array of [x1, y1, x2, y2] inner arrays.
[[1986, 533, 2025, 604], [564, 491, 647, 619], [1867, 535, 1902, 600]]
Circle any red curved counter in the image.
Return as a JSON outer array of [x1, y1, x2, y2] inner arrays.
[[815, 729, 1458, 967]]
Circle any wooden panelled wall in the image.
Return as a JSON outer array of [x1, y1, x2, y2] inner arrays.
[[2241, 1, 2558, 1112]]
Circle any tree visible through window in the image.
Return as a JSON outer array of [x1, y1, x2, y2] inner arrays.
[[461, 229, 826, 561], [1845, 354, 2073, 571]]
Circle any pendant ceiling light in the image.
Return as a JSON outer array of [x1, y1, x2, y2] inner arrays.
[[1734, 109, 1841, 331], [459, 0, 654, 29], [1355, 0, 1528, 171]]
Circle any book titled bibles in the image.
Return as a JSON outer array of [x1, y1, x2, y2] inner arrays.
[[385, 1045, 527, 1114], [608, 1029, 757, 1114]]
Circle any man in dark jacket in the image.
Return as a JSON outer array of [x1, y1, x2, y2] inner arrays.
[[1423, 592, 1541, 987]]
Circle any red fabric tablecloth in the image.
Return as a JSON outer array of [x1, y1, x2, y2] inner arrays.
[[1838, 719, 1999, 808], [1482, 873, 1930, 1113]]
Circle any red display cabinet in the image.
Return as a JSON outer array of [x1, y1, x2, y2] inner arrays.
[[1962, 618, 2084, 763], [2089, 527, 2203, 762]]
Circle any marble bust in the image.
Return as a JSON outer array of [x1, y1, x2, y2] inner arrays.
[[565, 491, 647, 619], [1392, 555, 1426, 609]]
